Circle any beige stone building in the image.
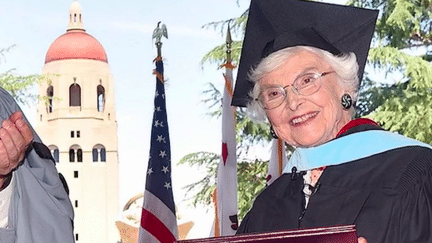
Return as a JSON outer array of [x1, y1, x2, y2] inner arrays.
[[35, 1, 120, 242]]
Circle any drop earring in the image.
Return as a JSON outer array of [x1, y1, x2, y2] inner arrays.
[[341, 94, 352, 110], [270, 126, 278, 139]]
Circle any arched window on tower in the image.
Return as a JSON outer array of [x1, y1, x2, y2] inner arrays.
[[101, 148, 106, 162], [74, 13, 77, 22], [47, 85, 54, 113], [69, 145, 82, 162], [97, 85, 105, 112], [92, 144, 106, 162], [69, 149, 75, 162], [77, 149, 83, 162], [69, 83, 81, 107], [48, 145, 59, 163], [92, 148, 98, 162], [54, 149, 60, 162]]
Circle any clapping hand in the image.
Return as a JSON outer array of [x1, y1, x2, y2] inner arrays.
[[0, 112, 33, 188]]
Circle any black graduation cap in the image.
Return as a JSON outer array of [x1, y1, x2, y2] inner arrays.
[[232, 0, 379, 107]]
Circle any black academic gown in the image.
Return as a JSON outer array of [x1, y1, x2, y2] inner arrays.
[[237, 125, 432, 243]]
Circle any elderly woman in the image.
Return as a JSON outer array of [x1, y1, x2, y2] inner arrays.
[[232, 0, 432, 242]]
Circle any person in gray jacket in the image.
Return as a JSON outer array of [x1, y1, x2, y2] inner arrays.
[[0, 87, 74, 243]]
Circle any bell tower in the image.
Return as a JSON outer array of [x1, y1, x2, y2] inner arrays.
[[67, 1, 84, 31], [35, 1, 119, 242]]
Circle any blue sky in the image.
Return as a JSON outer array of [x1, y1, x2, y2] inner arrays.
[[1, 0, 347, 237]]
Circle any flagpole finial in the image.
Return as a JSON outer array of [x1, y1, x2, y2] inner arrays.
[[152, 21, 168, 57], [226, 24, 233, 63]]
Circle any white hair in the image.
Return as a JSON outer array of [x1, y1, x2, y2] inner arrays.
[[246, 46, 359, 121]]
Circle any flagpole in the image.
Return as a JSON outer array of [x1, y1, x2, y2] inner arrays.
[[156, 42, 162, 58], [139, 22, 178, 243], [226, 24, 232, 65]]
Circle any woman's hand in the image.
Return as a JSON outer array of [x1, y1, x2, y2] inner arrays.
[[358, 237, 368, 243], [0, 112, 33, 188]]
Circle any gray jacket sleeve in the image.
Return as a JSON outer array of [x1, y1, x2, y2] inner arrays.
[[0, 88, 74, 243]]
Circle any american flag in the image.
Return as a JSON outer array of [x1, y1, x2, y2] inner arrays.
[[139, 57, 178, 243]]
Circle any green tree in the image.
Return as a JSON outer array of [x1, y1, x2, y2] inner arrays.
[[0, 46, 42, 105], [349, 0, 432, 144]]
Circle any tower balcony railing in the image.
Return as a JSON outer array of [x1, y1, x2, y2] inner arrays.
[[45, 107, 106, 121]]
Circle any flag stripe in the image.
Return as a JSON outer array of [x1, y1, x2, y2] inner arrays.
[[267, 138, 288, 185], [277, 138, 284, 175], [138, 227, 160, 243], [140, 207, 176, 243], [143, 190, 178, 235], [212, 188, 220, 237]]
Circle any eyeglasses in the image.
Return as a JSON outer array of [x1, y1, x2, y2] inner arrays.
[[256, 71, 335, 110]]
